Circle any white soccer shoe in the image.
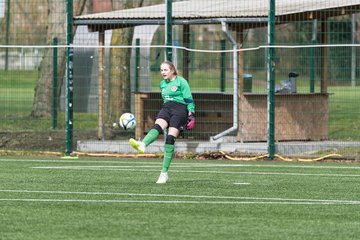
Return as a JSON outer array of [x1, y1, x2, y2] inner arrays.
[[156, 172, 169, 184], [129, 138, 146, 154]]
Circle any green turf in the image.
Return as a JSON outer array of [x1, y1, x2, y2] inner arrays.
[[1, 156, 360, 240], [329, 86, 360, 141]]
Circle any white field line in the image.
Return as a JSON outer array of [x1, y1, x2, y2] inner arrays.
[[0, 189, 359, 205], [0, 158, 161, 164], [32, 165, 160, 169], [2, 158, 360, 170], [1, 198, 360, 205], [234, 182, 251, 185], [32, 166, 360, 177]]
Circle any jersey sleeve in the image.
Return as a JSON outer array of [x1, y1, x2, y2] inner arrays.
[[180, 78, 195, 113]]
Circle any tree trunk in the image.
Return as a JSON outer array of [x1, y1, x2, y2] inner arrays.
[[31, 0, 87, 118], [108, 0, 144, 123]]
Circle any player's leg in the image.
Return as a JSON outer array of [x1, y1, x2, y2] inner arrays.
[[129, 122, 165, 153], [156, 102, 187, 183], [162, 133, 176, 172], [129, 108, 169, 154], [156, 130, 178, 184], [143, 120, 166, 146]]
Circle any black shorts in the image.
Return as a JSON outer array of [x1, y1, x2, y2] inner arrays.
[[156, 101, 188, 129]]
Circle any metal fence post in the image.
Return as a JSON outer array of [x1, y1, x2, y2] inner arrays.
[[65, 0, 74, 155], [220, 39, 226, 92], [310, 19, 317, 93], [135, 38, 140, 92], [52, 37, 58, 129], [267, 0, 276, 159], [165, 0, 172, 61], [5, 0, 10, 71]]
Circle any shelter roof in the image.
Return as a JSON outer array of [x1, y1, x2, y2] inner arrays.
[[74, 0, 360, 30]]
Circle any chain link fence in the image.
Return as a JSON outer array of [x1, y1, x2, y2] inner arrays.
[[0, 0, 359, 159]]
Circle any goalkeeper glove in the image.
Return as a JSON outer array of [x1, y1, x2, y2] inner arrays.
[[186, 112, 195, 130]]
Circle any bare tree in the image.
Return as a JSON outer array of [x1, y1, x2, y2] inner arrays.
[[108, 0, 144, 123], [31, 0, 87, 118]]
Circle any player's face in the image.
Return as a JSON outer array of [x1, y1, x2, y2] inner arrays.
[[160, 63, 175, 80]]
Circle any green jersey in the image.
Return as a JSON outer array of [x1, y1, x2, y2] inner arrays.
[[160, 76, 195, 113]]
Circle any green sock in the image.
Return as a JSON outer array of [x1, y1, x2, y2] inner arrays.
[[142, 128, 160, 147], [162, 144, 174, 172]]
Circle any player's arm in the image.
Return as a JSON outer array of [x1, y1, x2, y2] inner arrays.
[[181, 79, 195, 113]]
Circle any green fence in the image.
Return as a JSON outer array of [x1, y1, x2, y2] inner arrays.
[[0, 0, 359, 159]]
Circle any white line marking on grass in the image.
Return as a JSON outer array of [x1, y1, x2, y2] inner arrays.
[[0, 198, 359, 205], [1, 189, 359, 204], [31, 166, 360, 177], [0, 158, 161, 164], [32, 166, 160, 170], [3, 158, 360, 170], [169, 170, 360, 177], [184, 163, 360, 170], [233, 182, 251, 185]]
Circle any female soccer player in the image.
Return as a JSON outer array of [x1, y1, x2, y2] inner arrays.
[[129, 60, 195, 184]]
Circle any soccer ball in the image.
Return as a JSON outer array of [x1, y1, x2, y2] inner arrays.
[[119, 112, 136, 130]]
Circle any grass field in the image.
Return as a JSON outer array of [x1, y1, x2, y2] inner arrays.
[[1, 156, 360, 240]]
